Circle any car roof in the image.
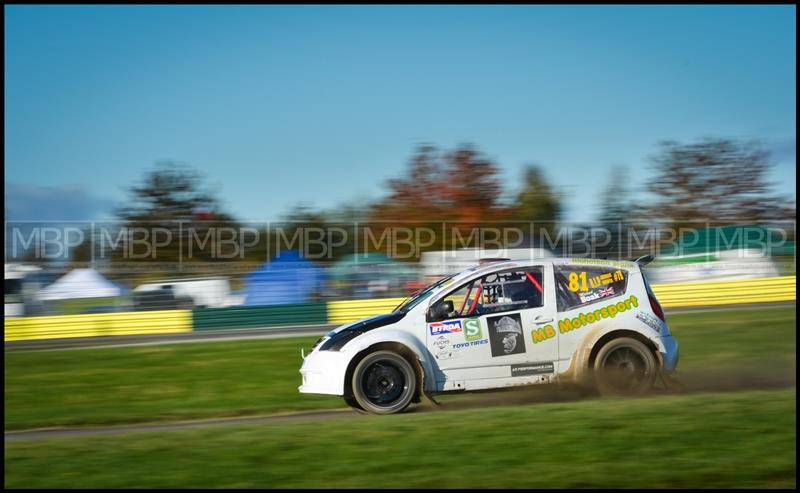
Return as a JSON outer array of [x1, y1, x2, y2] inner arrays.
[[445, 257, 638, 285], [421, 257, 641, 306]]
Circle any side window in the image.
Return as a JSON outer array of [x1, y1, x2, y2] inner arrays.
[[427, 267, 544, 321], [554, 265, 628, 312], [427, 279, 479, 321], [473, 267, 544, 316]]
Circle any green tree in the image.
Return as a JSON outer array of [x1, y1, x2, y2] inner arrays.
[[597, 165, 633, 226], [511, 164, 561, 224], [117, 162, 235, 224], [109, 162, 239, 280], [646, 138, 795, 227], [593, 165, 639, 259]]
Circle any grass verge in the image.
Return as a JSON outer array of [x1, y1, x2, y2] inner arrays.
[[4, 389, 796, 488], [4, 306, 796, 430]]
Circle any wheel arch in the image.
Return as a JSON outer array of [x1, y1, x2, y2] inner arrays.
[[343, 339, 431, 403], [565, 326, 664, 386], [588, 329, 663, 370]]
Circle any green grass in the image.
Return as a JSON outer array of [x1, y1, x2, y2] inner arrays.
[[4, 336, 343, 431], [4, 389, 795, 488], [666, 306, 796, 372], [4, 306, 796, 431]]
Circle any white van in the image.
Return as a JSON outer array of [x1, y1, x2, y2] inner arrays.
[[133, 277, 239, 309]]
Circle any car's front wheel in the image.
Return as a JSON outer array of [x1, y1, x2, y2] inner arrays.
[[343, 394, 364, 412], [593, 337, 658, 396], [351, 350, 417, 414]]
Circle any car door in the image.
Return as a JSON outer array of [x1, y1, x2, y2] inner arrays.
[[425, 265, 558, 386], [553, 263, 632, 366]]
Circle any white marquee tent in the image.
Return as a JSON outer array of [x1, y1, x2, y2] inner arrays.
[[36, 268, 123, 301]]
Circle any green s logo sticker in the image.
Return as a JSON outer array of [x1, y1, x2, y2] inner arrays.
[[464, 318, 482, 341]]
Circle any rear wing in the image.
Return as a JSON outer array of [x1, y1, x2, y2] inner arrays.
[[632, 254, 655, 267]]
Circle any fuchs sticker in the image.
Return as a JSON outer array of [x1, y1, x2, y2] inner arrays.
[[433, 336, 450, 350], [428, 320, 463, 336], [511, 362, 554, 376], [463, 318, 483, 341], [488, 313, 526, 357]]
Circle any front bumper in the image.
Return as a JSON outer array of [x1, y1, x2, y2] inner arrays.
[[298, 349, 350, 396], [659, 335, 679, 374]]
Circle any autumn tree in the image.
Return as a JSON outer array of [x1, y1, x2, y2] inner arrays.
[[369, 144, 513, 253], [370, 144, 448, 222], [372, 144, 512, 221], [442, 145, 505, 224]]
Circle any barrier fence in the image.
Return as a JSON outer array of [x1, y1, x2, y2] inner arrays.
[[4, 276, 796, 342], [327, 298, 406, 325], [652, 276, 797, 308], [4, 310, 192, 342], [193, 303, 329, 331]]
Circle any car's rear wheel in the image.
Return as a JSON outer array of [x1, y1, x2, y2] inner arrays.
[[351, 350, 417, 415], [593, 337, 657, 396]]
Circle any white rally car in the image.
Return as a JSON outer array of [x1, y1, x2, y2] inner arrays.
[[299, 256, 679, 414]]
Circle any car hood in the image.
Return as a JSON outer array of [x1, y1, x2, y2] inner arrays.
[[328, 311, 406, 336], [314, 311, 407, 352]]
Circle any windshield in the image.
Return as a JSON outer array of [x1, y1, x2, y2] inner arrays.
[[395, 274, 455, 313]]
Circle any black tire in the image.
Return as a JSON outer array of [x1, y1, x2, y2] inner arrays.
[[343, 394, 365, 412], [351, 350, 417, 415], [593, 337, 658, 396]]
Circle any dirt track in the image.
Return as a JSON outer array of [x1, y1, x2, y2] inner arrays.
[[6, 369, 794, 442]]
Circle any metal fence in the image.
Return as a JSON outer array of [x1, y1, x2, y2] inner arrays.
[[4, 276, 796, 342]]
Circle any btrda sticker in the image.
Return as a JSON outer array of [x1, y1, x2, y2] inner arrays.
[[488, 313, 526, 357]]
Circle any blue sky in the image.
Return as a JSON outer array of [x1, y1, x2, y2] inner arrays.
[[4, 5, 796, 222]]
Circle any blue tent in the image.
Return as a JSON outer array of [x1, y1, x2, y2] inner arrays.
[[242, 251, 328, 306]]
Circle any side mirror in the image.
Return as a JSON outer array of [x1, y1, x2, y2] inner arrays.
[[428, 300, 454, 322]]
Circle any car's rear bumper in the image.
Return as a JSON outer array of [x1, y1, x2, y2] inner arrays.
[[659, 335, 679, 374]]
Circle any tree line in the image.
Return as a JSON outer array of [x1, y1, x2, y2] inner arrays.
[[60, 136, 794, 281]]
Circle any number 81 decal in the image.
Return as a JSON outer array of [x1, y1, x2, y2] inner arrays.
[[568, 270, 625, 292]]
